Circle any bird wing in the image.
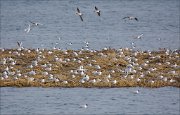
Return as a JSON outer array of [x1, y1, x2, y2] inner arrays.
[[77, 8, 80, 13], [17, 42, 22, 47], [123, 17, 129, 19], [24, 24, 31, 33], [134, 17, 138, 21], [97, 12, 100, 16], [17, 42, 20, 47], [29, 21, 35, 25], [95, 6, 98, 10], [79, 15, 83, 21]]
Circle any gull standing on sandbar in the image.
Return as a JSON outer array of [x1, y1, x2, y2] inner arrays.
[[76, 7, 83, 21], [123, 16, 138, 21], [94, 6, 100, 16]]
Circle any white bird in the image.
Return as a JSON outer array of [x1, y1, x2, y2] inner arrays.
[[54, 78, 59, 82], [10, 61, 16, 65], [82, 75, 90, 81], [94, 65, 101, 69], [80, 79, 85, 83], [29, 70, 36, 75], [106, 74, 111, 79], [80, 104, 88, 108], [134, 34, 143, 39], [41, 79, 45, 83], [76, 7, 83, 21], [133, 90, 139, 94], [124, 64, 133, 76], [63, 80, 68, 84], [4, 66, 9, 71], [112, 80, 117, 84], [90, 79, 96, 83], [94, 6, 101, 16]]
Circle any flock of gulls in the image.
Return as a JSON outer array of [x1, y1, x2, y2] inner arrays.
[[24, 6, 138, 33], [75, 6, 101, 21], [1, 6, 180, 89], [24, 6, 102, 33], [0, 45, 179, 87], [0, 5, 179, 110]]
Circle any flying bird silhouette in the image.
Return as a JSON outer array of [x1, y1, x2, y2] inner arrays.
[[76, 7, 83, 21], [94, 6, 100, 16], [123, 16, 138, 21]]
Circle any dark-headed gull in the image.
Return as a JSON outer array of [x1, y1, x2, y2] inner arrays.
[[76, 7, 83, 21], [94, 6, 100, 16], [123, 16, 138, 21]]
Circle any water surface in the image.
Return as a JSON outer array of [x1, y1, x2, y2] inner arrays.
[[0, 87, 179, 114], [0, 0, 179, 50]]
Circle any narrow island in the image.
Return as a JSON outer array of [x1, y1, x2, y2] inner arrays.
[[0, 48, 179, 88]]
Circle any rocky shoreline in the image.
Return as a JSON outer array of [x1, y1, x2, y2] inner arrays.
[[0, 48, 179, 88]]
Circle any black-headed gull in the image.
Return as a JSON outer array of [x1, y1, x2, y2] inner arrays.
[[76, 7, 83, 21], [123, 16, 138, 21], [94, 6, 100, 16]]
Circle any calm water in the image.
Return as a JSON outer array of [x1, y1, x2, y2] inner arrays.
[[0, 0, 179, 50], [0, 87, 179, 114]]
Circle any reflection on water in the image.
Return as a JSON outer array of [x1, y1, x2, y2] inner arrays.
[[0, 87, 179, 114]]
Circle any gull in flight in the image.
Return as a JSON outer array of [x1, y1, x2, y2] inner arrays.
[[134, 34, 143, 39], [24, 24, 31, 33], [94, 6, 100, 16], [17, 41, 22, 48], [76, 7, 83, 21], [123, 16, 138, 21], [24, 21, 42, 33]]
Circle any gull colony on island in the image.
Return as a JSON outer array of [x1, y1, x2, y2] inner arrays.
[[0, 5, 179, 88], [0, 45, 179, 87]]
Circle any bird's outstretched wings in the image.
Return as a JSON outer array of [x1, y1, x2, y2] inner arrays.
[[134, 17, 138, 21], [123, 17, 129, 19], [77, 7, 80, 13], [79, 15, 83, 21], [95, 6, 98, 10]]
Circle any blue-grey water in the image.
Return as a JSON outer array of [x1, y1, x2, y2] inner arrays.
[[0, 0, 179, 50], [0, 87, 179, 114]]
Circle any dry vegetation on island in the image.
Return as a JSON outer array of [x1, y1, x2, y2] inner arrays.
[[0, 48, 179, 88]]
